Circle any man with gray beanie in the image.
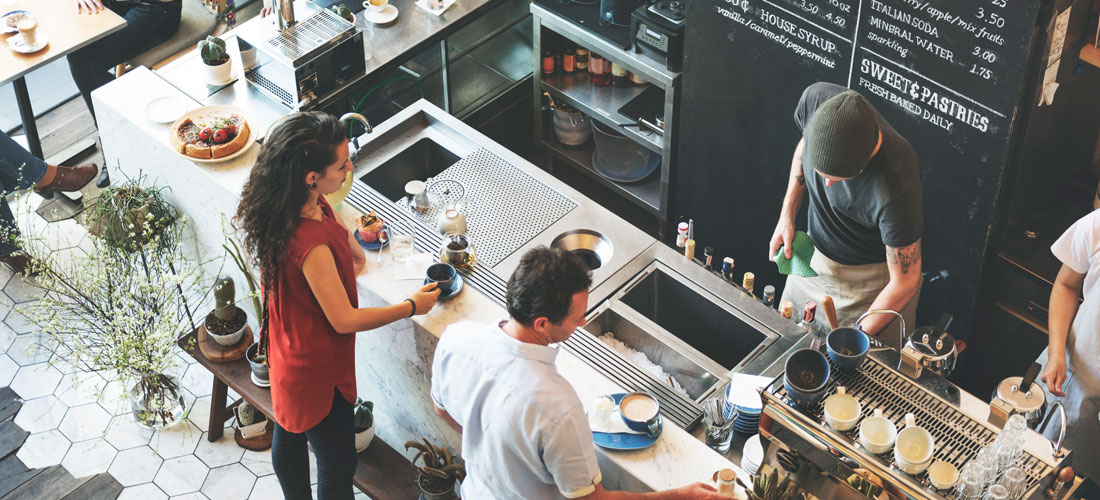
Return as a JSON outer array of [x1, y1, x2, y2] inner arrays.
[[768, 82, 922, 347]]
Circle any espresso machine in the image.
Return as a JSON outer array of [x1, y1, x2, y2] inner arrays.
[[755, 347, 1072, 500]]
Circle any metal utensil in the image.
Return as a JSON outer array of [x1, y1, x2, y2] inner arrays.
[[376, 229, 388, 263]]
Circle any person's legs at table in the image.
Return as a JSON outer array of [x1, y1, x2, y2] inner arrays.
[[271, 389, 356, 500], [0, 131, 103, 272], [67, 0, 182, 121]]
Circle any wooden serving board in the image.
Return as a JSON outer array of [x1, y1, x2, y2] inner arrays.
[[198, 323, 252, 363], [234, 419, 274, 451]]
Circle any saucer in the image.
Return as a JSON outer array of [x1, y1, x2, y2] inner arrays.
[[424, 273, 463, 300], [364, 4, 398, 24], [354, 224, 389, 250], [144, 96, 187, 124], [7, 32, 46, 54], [206, 68, 237, 87], [251, 372, 270, 388], [591, 393, 663, 450]]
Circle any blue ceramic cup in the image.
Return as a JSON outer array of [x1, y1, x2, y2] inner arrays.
[[784, 348, 830, 408], [426, 263, 457, 295], [826, 327, 870, 370], [619, 392, 661, 436]]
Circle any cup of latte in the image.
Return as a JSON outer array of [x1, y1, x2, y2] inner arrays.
[[17, 18, 37, 47], [363, 0, 387, 13], [619, 392, 661, 437]]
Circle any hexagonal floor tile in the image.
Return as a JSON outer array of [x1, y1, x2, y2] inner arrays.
[[240, 449, 273, 477], [187, 396, 211, 433], [194, 431, 244, 468], [108, 446, 163, 486], [169, 493, 211, 500], [0, 353, 17, 386], [61, 438, 117, 478], [56, 371, 106, 407], [150, 421, 203, 459], [8, 335, 54, 366], [3, 307, 35, 334], [181, 364, 213, 398], [117, 482, 169, 500], [201, 463, 255, 500], [4, 274, 45, 303], [0, 321, 16, 353], [104, 414, 155, 450], [16, 429, 70, 468], [10, 362, 63, 399], [13, 395, 68, 433], [154, 455, 210, 496], [59, 403, 112, 442], [248, 474, 281, 500], [98, 379, 129, 416]]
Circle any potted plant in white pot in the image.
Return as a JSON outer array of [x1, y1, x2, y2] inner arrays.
[[354, 398, 374, 452], [204, 275, 247, 346], [405, 438, 465, 500], [10, 178, 211, 429], [198, 35, 231, 85], [234, 401, 269, 439]]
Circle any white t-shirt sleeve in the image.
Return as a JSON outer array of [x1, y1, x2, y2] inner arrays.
[[430, 334, 449, 410], [543, 406, 602, 498], [1051, 210, 1100, 275]]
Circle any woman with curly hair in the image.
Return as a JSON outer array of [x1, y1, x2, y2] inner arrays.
[[235, 112, 440, 499]]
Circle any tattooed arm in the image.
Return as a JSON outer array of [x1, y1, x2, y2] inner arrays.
[[769, 138, 809, 261], [860, 239, 922, 336]]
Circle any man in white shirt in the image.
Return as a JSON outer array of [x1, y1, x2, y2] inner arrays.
[[431, 247, 726, 500]]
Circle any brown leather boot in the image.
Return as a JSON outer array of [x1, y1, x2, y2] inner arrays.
[[0, 253, 38, 276], [34, 163, 100, 194]]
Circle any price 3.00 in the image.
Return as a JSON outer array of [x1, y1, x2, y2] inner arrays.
[[972, 47, 997, 63]]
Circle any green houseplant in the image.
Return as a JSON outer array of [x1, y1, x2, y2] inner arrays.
[[197, 35, 232, 84], [330, 4, 355, 22], [405, 438, 465, 500], [223, 230, 268, 386], [11, 178, 208, 429], [204, 275, 247, 346], [234, 401, 269, 439]]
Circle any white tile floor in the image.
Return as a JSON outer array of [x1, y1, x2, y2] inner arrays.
[[2, 201, 372, 500]]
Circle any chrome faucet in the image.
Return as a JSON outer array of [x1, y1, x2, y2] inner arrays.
[[272, 0, 296, 30], [339, 112, 373, 161]]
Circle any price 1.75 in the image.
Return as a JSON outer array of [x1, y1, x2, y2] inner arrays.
[[970, 64, 993, 80]]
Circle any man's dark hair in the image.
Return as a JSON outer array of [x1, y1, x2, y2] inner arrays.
[[507, 246, 592, 326]]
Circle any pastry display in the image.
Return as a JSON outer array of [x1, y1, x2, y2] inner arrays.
[[357, 212, 384, 242], [170, 112, 250, 160]]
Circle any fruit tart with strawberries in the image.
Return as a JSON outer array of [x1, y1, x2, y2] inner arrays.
[[170, 112, 251, 160]]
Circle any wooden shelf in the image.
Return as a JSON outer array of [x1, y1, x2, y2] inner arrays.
[[1081, 43, 1100, 68]]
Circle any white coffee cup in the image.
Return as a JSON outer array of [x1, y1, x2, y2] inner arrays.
[[927, 460, 959, 490], [858, 409, 897, 454], [363, 0, 387, 13], [823, 386, 861, 431], [16, 18, 36, 47], [894, 413, 934, 474]]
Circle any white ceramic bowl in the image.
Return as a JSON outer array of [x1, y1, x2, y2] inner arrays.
[[927, 461, 959, 490], [858, 409, 897, 454], [355, 427, 374, 452]]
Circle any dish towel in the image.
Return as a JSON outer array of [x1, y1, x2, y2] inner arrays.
[[586, 397, 643, 434], [774, 230, 818, 278]]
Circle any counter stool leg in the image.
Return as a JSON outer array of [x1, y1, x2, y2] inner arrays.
[[209, 377, 228, 441]]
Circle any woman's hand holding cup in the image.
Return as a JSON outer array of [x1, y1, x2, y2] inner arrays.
[[410, 282, 441, 315]]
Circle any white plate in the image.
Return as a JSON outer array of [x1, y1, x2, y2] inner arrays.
[[145, 96, 188, 124], [167, 105, 256, 164], [363, 4, 398, 24], [7, 31, 46, 54], [1, 10, 35, 35]]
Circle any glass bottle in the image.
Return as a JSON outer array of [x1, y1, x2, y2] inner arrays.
[[575, 47, 589, 71], [742, 272, 755, 297], [762, 285, 776, 308], [589, 53, 611, 87], [562, 45, 576, 73], [542, 48, 555, 75], [612, 62, 630, 87], [629, 71, 647, 86]]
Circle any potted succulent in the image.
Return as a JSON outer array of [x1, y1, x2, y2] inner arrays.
[[405, 438, 465, 500], [234, 401, 269, 439], [354, 398, 374, 452], [223, 229, 268, 386], [330, 4, 355, 23], [198, 35, 232, 85], [204, 275, 247, 346]]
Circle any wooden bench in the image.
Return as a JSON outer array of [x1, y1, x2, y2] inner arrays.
[[178, 331, 421, 499]]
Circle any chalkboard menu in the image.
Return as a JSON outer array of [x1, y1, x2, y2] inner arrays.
[[676, 0, 1046, 334]]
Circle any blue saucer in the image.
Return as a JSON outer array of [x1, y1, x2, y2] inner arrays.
[[354, 225, 388, 250], [591, 393, 663, 450], [424, 274, 464, 300]]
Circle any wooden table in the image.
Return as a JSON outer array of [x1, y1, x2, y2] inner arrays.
[[0, 0, 126, 158], [178, 331, 421, 499]]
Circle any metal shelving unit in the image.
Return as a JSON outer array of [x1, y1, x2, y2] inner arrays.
[[531, 3, 680, 232]]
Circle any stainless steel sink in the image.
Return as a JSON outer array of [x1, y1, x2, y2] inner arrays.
[[582, 303, 728, 402], [552, 229, 613, 271], [357, 137, 460, 202]]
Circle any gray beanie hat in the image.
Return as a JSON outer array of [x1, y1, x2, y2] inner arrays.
[[804, 90, 879, 178]]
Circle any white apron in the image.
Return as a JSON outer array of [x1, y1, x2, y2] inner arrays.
[[1036, 282, 1100, 481]]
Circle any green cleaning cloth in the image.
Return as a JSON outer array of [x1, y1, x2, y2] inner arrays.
[[774, 231, 818, 278]]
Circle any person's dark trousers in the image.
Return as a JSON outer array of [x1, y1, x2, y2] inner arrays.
[[0, 132, 48, 255], [272, 389, 357, 500], [66, 0, 182, 122]]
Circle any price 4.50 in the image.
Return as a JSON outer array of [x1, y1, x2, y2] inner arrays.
[[970, 64, 993, 80]]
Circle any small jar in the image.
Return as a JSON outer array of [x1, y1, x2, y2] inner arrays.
[[589, 53, 611, 87], [575, 47, 589, 70], [629, 71, 647, 86], [541, 49, 555, 75], [611, 62, 630, 87], [779, 300, 794, 319], [675, 222, 689, 247], [742, 272, 755, 296], [562, 46, 576, 73]]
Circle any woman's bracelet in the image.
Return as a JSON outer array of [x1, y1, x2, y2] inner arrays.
[[404, 298, 416, 317]]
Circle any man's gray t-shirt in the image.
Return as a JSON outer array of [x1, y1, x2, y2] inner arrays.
[[794, 82, 923, 265]]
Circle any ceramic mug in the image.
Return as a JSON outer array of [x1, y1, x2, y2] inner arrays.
[[858, 409, 897, 454], [619, 391, 660, 436], [927, 460, 959, 490], [16, 17, 36, 46], [823, 386, 862, 431], [425, 263, 457, 295], [364, 0, 387, 13], [894, 413, 934, 474], [784, 348, 830, 408]]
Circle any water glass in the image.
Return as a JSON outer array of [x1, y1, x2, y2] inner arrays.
[[389, 224, 415, 263], [360, 25, 375, 62], [984, 484, 1010, 500], [958, 462, 985, 498], [1000, 467, 1026, 499], [703, 397, 735, 452]]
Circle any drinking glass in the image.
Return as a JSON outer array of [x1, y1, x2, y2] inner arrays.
[[360, 25, 375, 61], [703, 396, 735, 452], [389, 223, 415, 263], [984, 484, 1010, 500], [1000, 467, 1026, 499], [995, 441, 1016, 472], [958, 462, 985, 499]]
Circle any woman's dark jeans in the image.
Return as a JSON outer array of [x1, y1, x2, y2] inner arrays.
[[0, 132, 48, 255], [272, 389, 357, 500]]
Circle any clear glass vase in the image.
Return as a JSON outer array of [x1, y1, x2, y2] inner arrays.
[[129, 374, 187, 430]]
